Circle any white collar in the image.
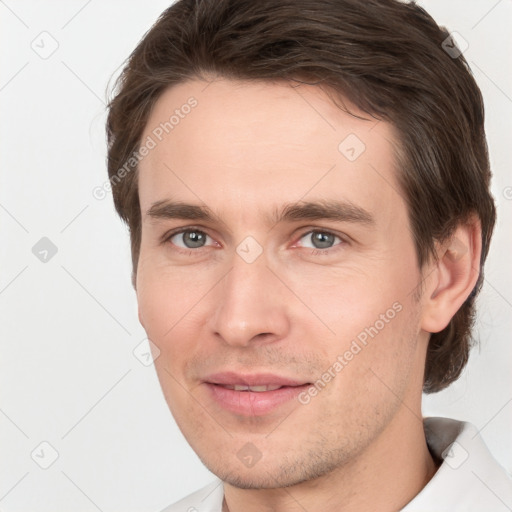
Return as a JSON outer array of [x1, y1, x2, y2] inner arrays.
[[402, 417, 512, 511]]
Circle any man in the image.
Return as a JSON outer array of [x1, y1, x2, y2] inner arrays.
[[106, 0, 512, 510]]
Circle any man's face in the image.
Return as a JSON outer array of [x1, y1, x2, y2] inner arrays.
[[136, 78, 429, 488]]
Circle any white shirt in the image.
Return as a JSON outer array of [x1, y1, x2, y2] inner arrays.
[[161, 417, 512, 511]]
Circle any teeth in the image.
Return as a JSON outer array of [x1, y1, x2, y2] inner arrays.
[[248, 385, 280, 392], [226, 384, 282, 392]]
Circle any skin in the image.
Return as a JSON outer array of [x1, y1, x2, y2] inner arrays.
[[135, 78, 481, 511]]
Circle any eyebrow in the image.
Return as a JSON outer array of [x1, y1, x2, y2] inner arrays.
[[146, 200, 219, 223], [276, 200, 374, 226], [145, 199, 375, 227]]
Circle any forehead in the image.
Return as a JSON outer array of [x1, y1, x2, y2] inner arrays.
[[137, 78, 402, 219]]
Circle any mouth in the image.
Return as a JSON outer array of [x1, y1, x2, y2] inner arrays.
[[219, 384, 284, 392], [203, 372, 312, 416]]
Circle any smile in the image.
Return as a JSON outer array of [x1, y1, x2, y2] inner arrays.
[[203, 372, 312, 416]]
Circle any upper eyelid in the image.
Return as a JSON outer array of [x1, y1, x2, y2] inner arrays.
[[299, 228, 340, 238], [163, 225, 213, 240]]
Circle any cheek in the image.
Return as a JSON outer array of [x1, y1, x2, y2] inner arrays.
[[136, 258, 208, 340], [136, 260, 220, 398], [137, 274, 172, 341], [335, 296, 421, 401], [281, 256, 422, 387], [136, 268, 200, 410], [280, 263, 409, 341]]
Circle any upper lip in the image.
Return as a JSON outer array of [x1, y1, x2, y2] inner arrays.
[[204, 371, 309, 387]]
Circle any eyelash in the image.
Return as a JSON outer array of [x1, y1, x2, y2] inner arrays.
[[162, 227, 347, 255]]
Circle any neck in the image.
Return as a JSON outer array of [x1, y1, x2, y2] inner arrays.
[[222, 409, 438, 512]]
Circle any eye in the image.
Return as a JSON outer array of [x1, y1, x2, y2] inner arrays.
[[169, 229, 214, 249], [297, 230, 343, 250]]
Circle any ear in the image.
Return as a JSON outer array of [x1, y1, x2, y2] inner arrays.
[[420, 216, 482, 333]]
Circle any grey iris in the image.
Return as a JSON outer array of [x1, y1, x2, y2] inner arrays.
[[183, 231, 206, 248], [311, 232, 335, 249]]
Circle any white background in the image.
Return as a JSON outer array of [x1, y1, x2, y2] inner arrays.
[[1, 1, 511, 511]]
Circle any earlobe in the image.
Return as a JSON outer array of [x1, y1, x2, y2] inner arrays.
[[420, 217, 482, 333]]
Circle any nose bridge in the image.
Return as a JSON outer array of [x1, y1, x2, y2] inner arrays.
[[210, 250, 289, 346]]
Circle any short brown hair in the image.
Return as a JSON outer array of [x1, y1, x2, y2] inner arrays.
[[106, 0, 496, 393]]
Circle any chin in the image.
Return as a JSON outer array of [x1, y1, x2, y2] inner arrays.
[[200, 452, 343, 490], [215, 469, 301, 490]]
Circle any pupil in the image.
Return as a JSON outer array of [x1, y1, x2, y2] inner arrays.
[[184, 231, 205, 248], [312, 232, 334, 249]]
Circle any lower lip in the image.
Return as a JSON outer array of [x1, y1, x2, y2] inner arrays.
[[205, 383, 311, 416]]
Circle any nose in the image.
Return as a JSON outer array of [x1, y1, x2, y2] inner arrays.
[[208, 252, 290, 348]]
